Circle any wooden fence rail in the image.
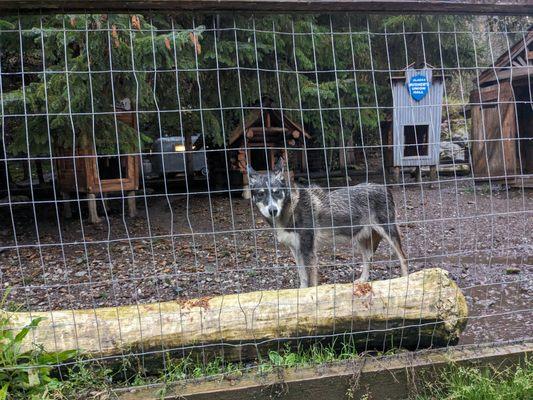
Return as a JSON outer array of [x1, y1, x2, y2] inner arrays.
[[116, 340, 532, 400], [1, 0, 532, 15]]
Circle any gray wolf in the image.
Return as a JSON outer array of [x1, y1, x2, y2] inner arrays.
[[247, 159, 408, 288]]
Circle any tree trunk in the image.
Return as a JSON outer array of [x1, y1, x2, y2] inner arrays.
[[4, 268, 467, 360], [36, 160, 45, 186]]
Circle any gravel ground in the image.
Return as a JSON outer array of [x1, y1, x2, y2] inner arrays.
[[0, 176, 531, 346]]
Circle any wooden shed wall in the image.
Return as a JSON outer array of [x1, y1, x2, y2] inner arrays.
[[470, 81, 517, 180]]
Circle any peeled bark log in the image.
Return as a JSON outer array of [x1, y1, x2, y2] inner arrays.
[[4, 268, 467, 359]]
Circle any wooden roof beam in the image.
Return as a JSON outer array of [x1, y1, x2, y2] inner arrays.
[[1, 0, 532, 15]]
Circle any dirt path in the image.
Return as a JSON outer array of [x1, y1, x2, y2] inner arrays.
[[0, 178, 531, 346]]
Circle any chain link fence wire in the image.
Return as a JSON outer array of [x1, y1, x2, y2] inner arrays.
[[0, 11, 531, 386]]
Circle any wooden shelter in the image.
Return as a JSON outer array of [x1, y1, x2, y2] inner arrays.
[[386, 63, 445, 182], [469, 28, 533, 187], [56, 111, 139, 223], [228, 100, 310, 198]]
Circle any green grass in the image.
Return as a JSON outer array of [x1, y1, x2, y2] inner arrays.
[[2, 338, 362, 399], [156, 338, 362, 385], [415, 359, 532, 400]]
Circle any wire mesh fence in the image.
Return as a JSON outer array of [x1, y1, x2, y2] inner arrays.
[[0, 10, 531, 392]]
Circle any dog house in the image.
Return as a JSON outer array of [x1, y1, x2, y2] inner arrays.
[[388, 63, 445, 181], [56, 109, 139, 223], [469, 28, 532, 188], [228, 99, 310, 198]]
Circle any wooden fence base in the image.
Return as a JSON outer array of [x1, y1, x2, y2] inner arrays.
[[116, 340, 532, 400]]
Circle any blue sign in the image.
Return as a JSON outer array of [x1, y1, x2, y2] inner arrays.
[[408, 75, 430, 101]]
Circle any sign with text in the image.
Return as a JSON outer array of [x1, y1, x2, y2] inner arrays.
[[408, 74, 430, 101]]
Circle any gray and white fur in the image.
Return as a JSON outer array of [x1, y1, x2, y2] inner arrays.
[[247, 159, 408, 288]]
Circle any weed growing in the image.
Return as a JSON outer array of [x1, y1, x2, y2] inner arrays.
[[0, 290, 76, 399], [414, 358, 532, 400]]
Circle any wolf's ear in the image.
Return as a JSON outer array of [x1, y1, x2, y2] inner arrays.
[[246, 165, 259, 185], [274, 157, 285, 174], [246, 164, 256, 176], [273, 157, 287, 181]]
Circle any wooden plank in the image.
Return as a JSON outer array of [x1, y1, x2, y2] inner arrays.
[[1, 0, 531, 14], [471, 105, 487, 178], [477, 65, 532, 86], [470, 80, 519, 180], [470, 81, 514, 104], [471, 100, 517, 180], [511, 176, 533, 188], [248, 127, 289, 134], [115, 341, 532, 400], [99, 178, 130, 192], [501, 96, 518, 177], [133, 155, 139, 189]]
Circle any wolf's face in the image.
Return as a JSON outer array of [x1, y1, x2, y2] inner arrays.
[[247, 159, 289, 220]]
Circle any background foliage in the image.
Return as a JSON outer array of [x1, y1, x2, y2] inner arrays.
[[0, 14, 529, 165]]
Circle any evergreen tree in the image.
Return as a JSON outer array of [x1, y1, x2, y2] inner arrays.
[[0, 13, 528, 168]]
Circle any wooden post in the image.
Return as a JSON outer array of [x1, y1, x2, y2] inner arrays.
[[392, 166, 401, 183], [127, 190, 137, 218], [87, 193, 101, 224], [414, 166, 422, 182], [238, 150, 250, 199], [242, 172, 250, 199], [429, 165, 438, 188]]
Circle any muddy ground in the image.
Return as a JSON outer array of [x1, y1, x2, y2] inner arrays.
[[0, 175, 531, 347]]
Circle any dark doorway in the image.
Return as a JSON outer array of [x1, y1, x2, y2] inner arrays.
[[98, 156, 127, 180], [250, 148, 271, 171], [403, 125, 429, 157]]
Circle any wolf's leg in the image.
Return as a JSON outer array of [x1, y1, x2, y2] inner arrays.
[[290, 247, 309, 288], [299, 230, 318, 287], [373, 224, 408, 277], [355, 232, 375, 282], [371, 229, 382, 253], [357, 249, 371, 282], [286, 240, 308, 288], [303, 250, 318, 287]]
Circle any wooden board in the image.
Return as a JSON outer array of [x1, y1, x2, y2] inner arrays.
[[470, 81, 517, 180], [1, 268, 467, 361], [116, 341, 532, 400], [1, 0, 531, 14]]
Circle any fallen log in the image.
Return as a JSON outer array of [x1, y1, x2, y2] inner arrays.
[[4, 268, 467, 360]]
